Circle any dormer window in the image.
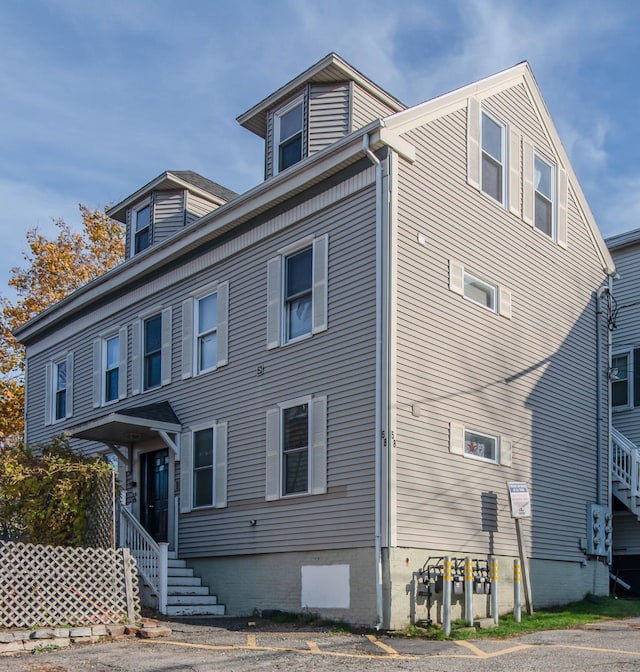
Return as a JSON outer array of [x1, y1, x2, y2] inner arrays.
[[133, 199, 151, 254], [274, 97, 304, 174]]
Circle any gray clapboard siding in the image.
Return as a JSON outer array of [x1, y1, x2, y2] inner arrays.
[[392, 84, 606, 562], [25, 169, 379, 558], [185, 193, 220, 227], [609, 242, 640, 445], [308, 83, 350, 155], [351, 82, 398, 131], [154, 191, 185, 243]]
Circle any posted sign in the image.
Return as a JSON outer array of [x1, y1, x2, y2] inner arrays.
[[507, 482, 531, 518]]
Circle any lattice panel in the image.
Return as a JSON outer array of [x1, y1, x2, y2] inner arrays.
[[0, 541, 140, 628], [85, 471, 116, 549]]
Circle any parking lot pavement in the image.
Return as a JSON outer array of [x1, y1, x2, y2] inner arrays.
[[2, 616, 640, 671]]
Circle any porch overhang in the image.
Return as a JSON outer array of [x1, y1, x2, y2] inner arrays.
[[67, 402, 182, 460]]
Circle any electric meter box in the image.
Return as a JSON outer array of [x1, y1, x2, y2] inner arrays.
[[586, 503, 611, 556]]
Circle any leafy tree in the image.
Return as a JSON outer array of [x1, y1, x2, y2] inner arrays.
[[0, 205, 124, 449], [0, 436, 114, 546]]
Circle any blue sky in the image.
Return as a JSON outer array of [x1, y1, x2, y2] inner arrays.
[[1, 0, 639, 296]]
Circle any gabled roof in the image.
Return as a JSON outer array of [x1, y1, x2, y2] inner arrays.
[[237, 52, 406, 139], [605, 228, 640, 252], [107, 170, 238, 223], [381, 61, 615, 277]]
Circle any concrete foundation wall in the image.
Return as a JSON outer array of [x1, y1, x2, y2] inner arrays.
[[189, 547, 378, 626], [385, 548, 609, 630]]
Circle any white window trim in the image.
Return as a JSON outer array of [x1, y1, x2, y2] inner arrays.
[[194, 292, 218, 375], [463, 271, 497, 313], [480, 109, 507, 207], [98, 328, 127, 406], [533, 152, 556, 241], [449, 259, 512, 319], [132, 306, 172, 395], [273, 95, 304, 176], [130, 197, 151, 257], [612, 349, 632, 411], [449, 421, 511, 466], [179, 420, 228, 513], [181, 281, 229, 379], [45, 351, 74, 425], [267, 234, 328, 349], [266, 394, 327, 501]]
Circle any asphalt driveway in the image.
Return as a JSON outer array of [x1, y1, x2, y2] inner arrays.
[[2, 616, 640, 671]]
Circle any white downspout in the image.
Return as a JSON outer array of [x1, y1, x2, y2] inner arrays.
[[363, 133, 385, 629], [607, 275, 614, 564]]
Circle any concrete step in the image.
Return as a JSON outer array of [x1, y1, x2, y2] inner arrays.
[[165, 604, 225, 617], [166, 594, 219, 606], [168, 558, 188, 569], [167, 585, 210, 597], [167, 568, 195, 579], [167, 576, 202, 587]]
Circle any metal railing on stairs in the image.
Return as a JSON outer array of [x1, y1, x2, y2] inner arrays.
[[119, 507, 168, 614], [612, 427, 640, 517]]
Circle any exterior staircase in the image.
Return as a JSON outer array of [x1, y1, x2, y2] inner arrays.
[[165, 551, 224, 617], [119, 507, 224, 616], [612, 427, 640, 520]]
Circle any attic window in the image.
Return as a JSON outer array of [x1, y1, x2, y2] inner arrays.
[[274, 97, 303, 174], [133, 199, 151, 254]]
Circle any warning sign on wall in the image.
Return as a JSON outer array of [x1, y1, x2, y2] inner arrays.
[[507, 481, 531, 518]]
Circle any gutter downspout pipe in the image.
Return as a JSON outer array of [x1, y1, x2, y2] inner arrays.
[[363, 133, 385, 630], [596, 286, 605, 506]]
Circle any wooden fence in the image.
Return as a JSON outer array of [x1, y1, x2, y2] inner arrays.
[[0, 541, 140, 628]]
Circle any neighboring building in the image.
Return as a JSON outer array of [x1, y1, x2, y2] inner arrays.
[[15, 53, 615, 628], [604, 229, 640, 593]]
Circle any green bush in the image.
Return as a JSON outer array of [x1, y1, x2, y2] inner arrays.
[[0, 436, 113, 546]]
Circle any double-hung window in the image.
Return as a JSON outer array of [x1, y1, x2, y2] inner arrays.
[[45, 353, 74, 425], [481, 111, 505, 204], [133, 200, 151, 255], [179, 421, 228, 512], [196, 293, 218, 373], [267, 235, 328, 348], [265, 395, 327, 500], [285, 247, 313, 341], [131, 308, 172, 395], [181, 282, 229, 379], [54, 359, 67, 421], [193, 427, 215, 507], [274, 97, 304, 174], [534, 154, 555, 238], [92, 327, 127, 407], [612, 352, 631, 409], [144, 314, 162, 390], [104, 334, 120, 403]]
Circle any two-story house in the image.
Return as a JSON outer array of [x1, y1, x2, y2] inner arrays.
[[604, 230, 640, 593], [15, 53, 615, 629]]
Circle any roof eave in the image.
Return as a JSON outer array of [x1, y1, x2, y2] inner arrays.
[[15, 119, 392, 344], [237, 52, 405, 138], [107, 172, 229, 223]]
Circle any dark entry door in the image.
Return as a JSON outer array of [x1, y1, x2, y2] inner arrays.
[[141, 449, 169, 543]]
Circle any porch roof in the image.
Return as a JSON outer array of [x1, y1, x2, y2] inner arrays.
[[68, 401, 181, 449]]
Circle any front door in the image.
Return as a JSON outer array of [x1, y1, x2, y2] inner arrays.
[[141, 449, 169, 543]]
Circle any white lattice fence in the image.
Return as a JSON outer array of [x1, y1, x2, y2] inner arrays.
[[0, 541, 140, 628]]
